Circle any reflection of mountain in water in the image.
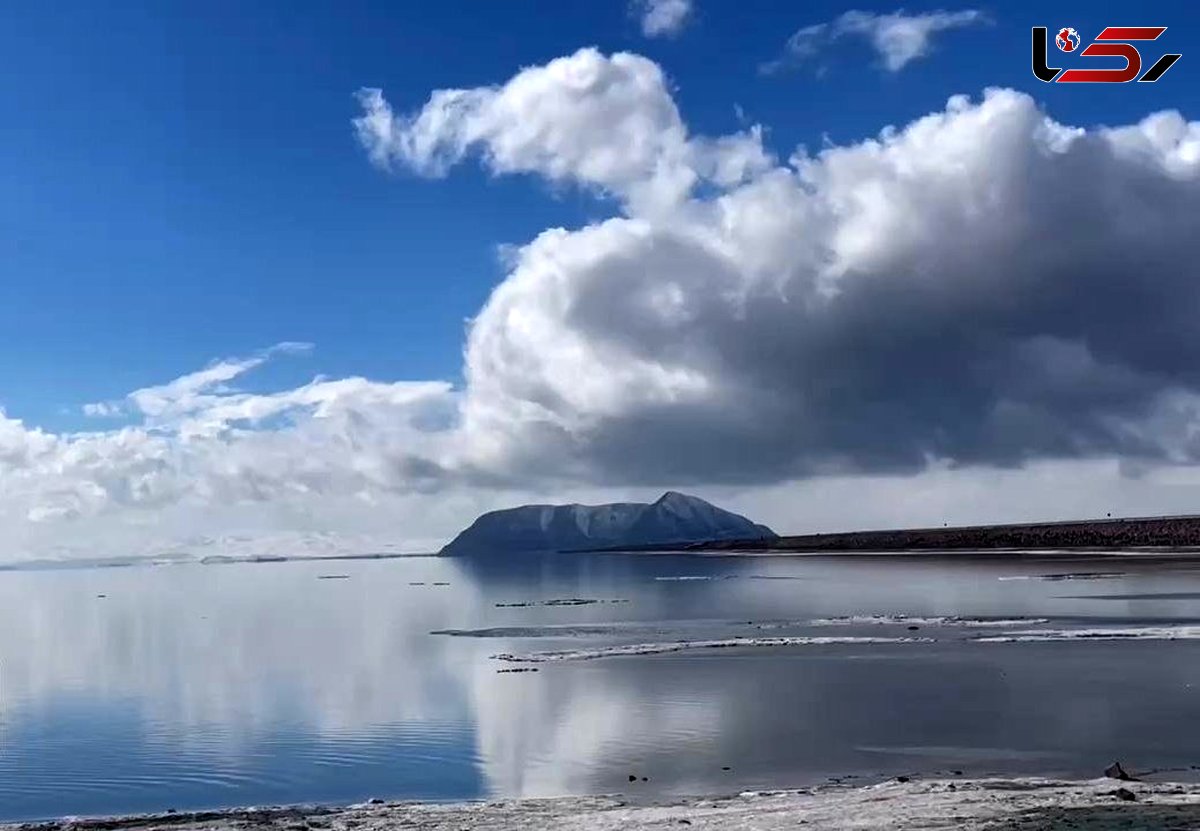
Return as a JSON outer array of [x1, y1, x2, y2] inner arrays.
[[441, 491, 775, 556]]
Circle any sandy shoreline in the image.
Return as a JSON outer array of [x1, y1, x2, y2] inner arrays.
[[9, 778, 1200, 831]]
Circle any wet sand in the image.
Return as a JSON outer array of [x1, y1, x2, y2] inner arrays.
[[9, 778, 1200, 831]]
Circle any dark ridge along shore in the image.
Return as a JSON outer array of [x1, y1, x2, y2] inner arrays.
[[601, 514, 1200, 554]]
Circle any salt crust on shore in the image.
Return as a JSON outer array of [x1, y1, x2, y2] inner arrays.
[[11, 778, 1200, 831], [491, 636, 935, 662]]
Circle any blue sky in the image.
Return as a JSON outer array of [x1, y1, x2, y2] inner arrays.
[[2, 1, 1200, 559], [2, 0, 1195, 430]]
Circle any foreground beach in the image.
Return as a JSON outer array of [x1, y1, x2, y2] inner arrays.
[[11, 778, 1200, 831]]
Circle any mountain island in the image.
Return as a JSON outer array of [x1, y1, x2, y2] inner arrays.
[[440, 491, 775, 556]]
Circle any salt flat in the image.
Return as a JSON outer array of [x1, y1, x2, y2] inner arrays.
[[11, 779, 1200, 831]]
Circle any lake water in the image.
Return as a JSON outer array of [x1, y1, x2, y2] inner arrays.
[[3, 552, 1200, 821]]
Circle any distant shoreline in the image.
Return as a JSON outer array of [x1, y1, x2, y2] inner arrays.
[[198, 552, 440, 565], [591, 514, 1200, 555], [0, 551, 441, 573], [8, 778, 1200, 830]]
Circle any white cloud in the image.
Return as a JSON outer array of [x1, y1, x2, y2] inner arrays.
[[423, 76, 1200, 488], [354, 48, 770, 215], [765, 9, 986, 74], [82, 401, 122, 418], [633, 0, 693, 38], [83, 342, 314, 423], [0, 346, 465, 560]]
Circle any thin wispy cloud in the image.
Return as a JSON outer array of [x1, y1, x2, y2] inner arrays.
[[83, 342, 313, 422], [633, 0, 693, 38], [763, 9, 985, 74]]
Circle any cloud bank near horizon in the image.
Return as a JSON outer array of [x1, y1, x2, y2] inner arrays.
[[2, 47, 1199, 560]]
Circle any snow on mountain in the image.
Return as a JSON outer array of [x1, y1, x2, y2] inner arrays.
[[440, 492, 775, 555]]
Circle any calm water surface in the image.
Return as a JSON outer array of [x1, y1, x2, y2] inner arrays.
[[3, 552, 1200, 820]]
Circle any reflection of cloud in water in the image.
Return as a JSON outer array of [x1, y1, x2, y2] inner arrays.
[[469, 662, 723, 797], [0, 559, 483, 737], [6, 554, 1200, 810]]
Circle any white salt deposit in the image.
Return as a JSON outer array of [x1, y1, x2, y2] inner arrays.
[[23, 778, 1200, 831], [491, 636, 935, 662]]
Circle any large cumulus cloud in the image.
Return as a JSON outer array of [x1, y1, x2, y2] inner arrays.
[[357, 49, 1200, 485]]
